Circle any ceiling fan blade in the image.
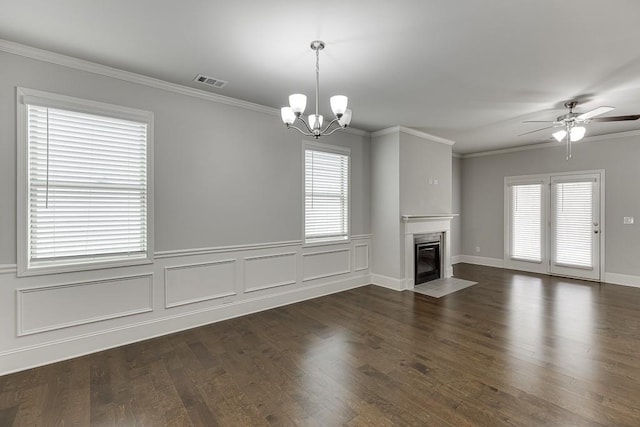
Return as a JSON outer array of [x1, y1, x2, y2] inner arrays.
[[577, 106, 614, 120], [590, 114, 640, 122], [518, 126, 555, 136], [523, 120, 555, 123]]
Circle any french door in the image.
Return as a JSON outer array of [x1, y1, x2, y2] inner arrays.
[[505, 171, 603, 281]]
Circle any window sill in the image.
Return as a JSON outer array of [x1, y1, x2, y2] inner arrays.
[[17, 255, 153, 277]]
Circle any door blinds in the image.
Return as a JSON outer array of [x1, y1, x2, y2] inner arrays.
[[510, 183, 542, 262]]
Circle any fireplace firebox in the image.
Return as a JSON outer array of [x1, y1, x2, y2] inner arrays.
[[414, 233, 442, 285]]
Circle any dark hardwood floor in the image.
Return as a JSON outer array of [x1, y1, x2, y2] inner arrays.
[[2, 263, 640, 426]]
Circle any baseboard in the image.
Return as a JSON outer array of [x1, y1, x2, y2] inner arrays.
[[371, 274, 407, 291], [0, 274, 370, 376], [451, 255, 462, 265], [457, 255, 505, 268], [603, 272, 640, 288]]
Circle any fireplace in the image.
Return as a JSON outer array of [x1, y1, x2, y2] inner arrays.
[[414, 233, 442, 284], [402, 215, 454, 290]]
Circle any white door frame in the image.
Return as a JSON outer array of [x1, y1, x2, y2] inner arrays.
[[504, 170, 605, 281]]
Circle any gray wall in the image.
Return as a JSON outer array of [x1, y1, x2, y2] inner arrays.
[[371, 132, 401, 278], [0, 51, 371, 264], [399, 132, 452, 215], [451, 156, 462, 258], [461, 135, 640, 276]]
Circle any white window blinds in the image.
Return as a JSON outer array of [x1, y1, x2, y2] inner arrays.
[[510, 183, 542, 262], [25, 103, 149, 269], [305, 147, 349, 243], [552, 180, 593, 268]]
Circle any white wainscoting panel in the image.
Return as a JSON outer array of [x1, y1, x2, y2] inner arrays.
[[165, 259, 237, 308], [354, 244, 370, 271], [302, 248, 351, 282], [244, 252, 297, 293], [18, 274, 153, 336]]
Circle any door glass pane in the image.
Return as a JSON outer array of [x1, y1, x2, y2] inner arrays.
[[553, 181, 593, 268], [511, 184, 542, 262]]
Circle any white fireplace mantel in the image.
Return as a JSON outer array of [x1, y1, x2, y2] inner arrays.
[[402, 214, 456, 289]]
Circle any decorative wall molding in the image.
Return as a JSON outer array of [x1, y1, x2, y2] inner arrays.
[[0, 264, 17, 274], [302, 248, 351, 281], [354, 244, 370, 271], [371, 126, 456, 146], [1, 237, 372, 375], [164, 259, 237, 308], [17, 274, 153, 336], [1, 273, 370, 376], [460, 129, 640, 159], [243, 252, 297, 293], [0, 39, 369, 138], [155, 240, 302, 259]]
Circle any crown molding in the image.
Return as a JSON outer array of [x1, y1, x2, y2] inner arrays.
[[460, 129, 640, 159], [371, 126, 455, 146], [0, 38, 371, 137]]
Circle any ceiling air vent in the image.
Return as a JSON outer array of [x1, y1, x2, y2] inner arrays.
[[194, 74, 228, 88]]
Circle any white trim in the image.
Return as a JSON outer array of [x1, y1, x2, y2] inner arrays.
[[371, 126, 456, 146], [370, 274, 406, 291], [351, 234, 373, 241], [452, 255, 463, 265], [17, 274, 153, 336], [0, 264, 17, 274], [460, 129, 640, 158], [302, 248, 351, 281], [243, 252, 298, 293], [0, 39, 372, 137], [155, 240, 302, 258], [164, 259, 238, 308], [303, 141, 351, 246], [457, 255, 505, 268], [603, 272, 640, 288], [0, 273, 370, 376], [354, 243, 370, 271], [16, 87, 154, 277]]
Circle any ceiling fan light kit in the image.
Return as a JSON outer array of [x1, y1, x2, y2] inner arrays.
[[280, 40, 352, 139], [521, 100, 640, 160]]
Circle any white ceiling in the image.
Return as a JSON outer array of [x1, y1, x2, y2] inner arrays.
[[2, 0, 640, 153]]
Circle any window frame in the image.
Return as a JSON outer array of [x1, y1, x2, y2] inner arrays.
[[16, 87, 154, 276], [302, 140, 351, 247]]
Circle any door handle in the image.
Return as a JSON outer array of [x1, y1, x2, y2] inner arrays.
[[594, 230, 599, 234]]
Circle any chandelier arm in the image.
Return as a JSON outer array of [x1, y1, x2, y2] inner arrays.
[[296, 115, 315, 133], [287, 124, 314, 137], [319, 117, 341, 134], [321, 125, 347, 137]]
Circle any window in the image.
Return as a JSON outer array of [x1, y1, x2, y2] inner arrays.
[[304, 142, 350, 244], [508, 182, 543, 262], [17, 88, 153, 275]]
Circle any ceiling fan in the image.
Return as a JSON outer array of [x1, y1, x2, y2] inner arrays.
[[519, 101, 640, 159]]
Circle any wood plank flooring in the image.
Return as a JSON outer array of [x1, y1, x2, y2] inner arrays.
[[2, 263, 640, 426]]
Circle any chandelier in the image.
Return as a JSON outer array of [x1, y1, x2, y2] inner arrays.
[[280, 40, 352, 138]]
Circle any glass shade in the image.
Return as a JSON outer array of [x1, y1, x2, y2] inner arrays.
[[570, 126, 586, 142], [289, 94, 307, 114], [308, 114, 323, 129], [338, 109, 352, 127], [552, 129, 567, 142], [281, 107, 296, 125], [330, 95, 348, 116]]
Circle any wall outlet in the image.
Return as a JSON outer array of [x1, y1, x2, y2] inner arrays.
[[434, 178, 439, 185], [475, 246, 481, 253], [624, 217, 634, 225]]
